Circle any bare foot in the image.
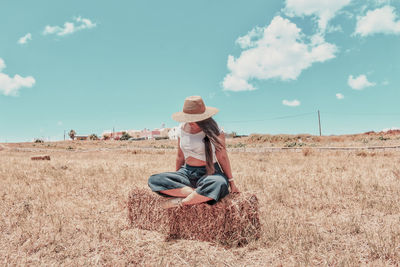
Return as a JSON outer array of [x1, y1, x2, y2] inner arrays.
[[162, 198, 183, 209]]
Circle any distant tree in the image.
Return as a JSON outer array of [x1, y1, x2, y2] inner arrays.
[[69, 130, 76, 140], [89, 134, 99, 140], [34, 138, 44, 143], [226, 131, 237, 138], [120, 131, 132, 141]]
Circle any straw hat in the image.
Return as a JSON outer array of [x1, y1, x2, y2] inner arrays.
[[172, 96, 219, 123]]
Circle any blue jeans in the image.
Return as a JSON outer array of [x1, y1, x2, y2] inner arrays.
[[148, 162, 229, 205]]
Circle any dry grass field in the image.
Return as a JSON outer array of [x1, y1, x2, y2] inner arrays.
[[1, 137, 400, 266]]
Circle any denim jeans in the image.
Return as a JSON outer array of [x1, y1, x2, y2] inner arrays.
[[148, 162, 229, 204]]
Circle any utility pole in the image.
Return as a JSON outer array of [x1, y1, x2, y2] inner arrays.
[[64, 130, 66, 141], [318, 110, 322, 136]]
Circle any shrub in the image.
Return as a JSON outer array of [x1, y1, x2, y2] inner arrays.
[[285, 142, 297, 148], [356, 151, 368, 157], [69, 130, 76, 140], [120, 132, 131, 141], [234, 142, 246, 148], [89, 134, 99, 140], [155, 136, 169, 140]]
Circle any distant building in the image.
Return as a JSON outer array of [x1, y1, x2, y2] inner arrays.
[[101, 130, 126, 140], [139, 128, 151, 139], [127, 130, 141, 138], [113, 131, 125, 140], [168, 126, 180, 140], [140, 129, 160, 139], [151, 130, 161, 138], [75, 135, 88, 141], [158, 128, 170, 138], [101, 127, 171, 140]]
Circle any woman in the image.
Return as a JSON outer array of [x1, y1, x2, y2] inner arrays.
[[148, 96, 239, 208]]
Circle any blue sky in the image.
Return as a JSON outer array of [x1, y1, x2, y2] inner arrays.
[[0, 0, 399, 142]]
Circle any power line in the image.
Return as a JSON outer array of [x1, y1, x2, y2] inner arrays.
[[318, 110, 322, 136], [221, 110, 398, 124], [321, 111, 400, 116], [221, 112, 315, 124]]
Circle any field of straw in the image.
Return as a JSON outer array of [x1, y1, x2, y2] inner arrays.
[[1, 138, 400, 266]]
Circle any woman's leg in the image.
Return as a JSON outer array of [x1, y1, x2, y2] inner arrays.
[[160, 186, 194, 198], [166, 174, 229, 207], [148, 170, 193, 197], [181, 191, 213, 205], [162, 189, 211, 209], [191, 173, 229, 205]]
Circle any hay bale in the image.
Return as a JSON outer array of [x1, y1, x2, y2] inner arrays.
[[31, 155, 50, 160], [127, 187, 261, 246], [127, 188, 169, 233]]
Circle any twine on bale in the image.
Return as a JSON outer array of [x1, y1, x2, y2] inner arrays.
[[127, 187, 261, 247]]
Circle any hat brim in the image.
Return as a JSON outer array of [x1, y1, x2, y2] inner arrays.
[[171, 107, 219, 123]]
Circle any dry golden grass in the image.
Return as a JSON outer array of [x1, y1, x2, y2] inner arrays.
[[234, 132, 400, 148], [1, 140, 400, 265]]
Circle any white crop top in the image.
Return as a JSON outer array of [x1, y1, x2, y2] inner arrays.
[[179, 123, 223, 163]]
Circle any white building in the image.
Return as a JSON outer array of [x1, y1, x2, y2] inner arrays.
[[127, 130, 142, 138], [168, 126, 180, 140]]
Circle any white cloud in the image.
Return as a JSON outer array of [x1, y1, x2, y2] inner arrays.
[[283, 0, 351, 32], [282, 99, 301, 107], [59, 22, 75, 36], [43, 25, 60, 35], [348, 74, 376, 90], [75, 16, 96, 28], [43, 16, 96, 36], [222, 16, 337, 91], [222, 73, 255, 92], [336, 93, 344, 99], [235, 26, 264, 49], [341, 10, 355, 19], [17, 33, 32, 44], [327, 24, 343, 33], [0, 58, 36, 96], [355, 5, 400, 36]]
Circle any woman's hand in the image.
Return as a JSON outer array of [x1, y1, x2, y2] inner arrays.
[[229, 181, 240, 193]]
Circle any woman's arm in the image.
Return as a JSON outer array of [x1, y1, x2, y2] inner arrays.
[[215, 132, 240, 193], [176, 137, 185, 171]]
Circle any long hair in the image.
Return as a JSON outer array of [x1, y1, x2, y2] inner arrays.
[[195, 117, 225, 175]]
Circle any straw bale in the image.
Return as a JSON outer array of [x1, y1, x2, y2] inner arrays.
[[31, 155, 51, 160], [127, 187, 261, 246], [127, 188, 169, 233]]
